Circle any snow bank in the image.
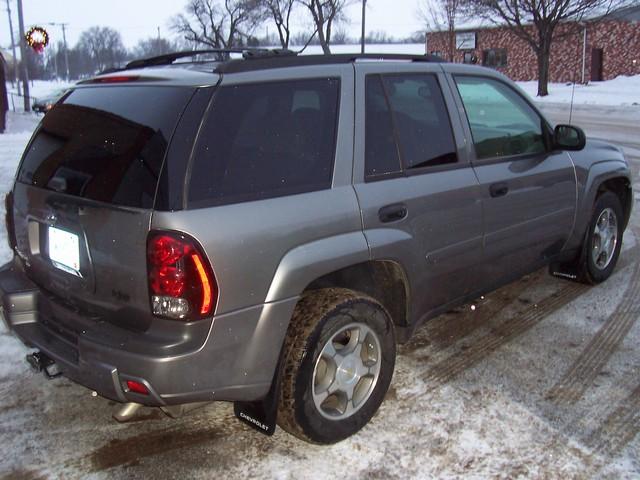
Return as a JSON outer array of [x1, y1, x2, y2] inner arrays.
[[516, 75, 640, 106], [5, 79, 74, 112], [0, 112, 38, 263]]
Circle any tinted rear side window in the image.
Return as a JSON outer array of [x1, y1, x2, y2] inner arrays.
[[364, 73, 458, 181], [17, 86, 194, 208], [188, 78, 340, 208], [365, 75, 402, 178], [383, 74, 457, 170]]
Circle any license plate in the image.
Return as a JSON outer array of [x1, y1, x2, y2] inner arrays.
[[48, 226, 81, 275]]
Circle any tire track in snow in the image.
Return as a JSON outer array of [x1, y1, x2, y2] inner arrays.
[[419, 282, 588, 388], [546, 251, 640, 405], [587, 382, 640, 457]]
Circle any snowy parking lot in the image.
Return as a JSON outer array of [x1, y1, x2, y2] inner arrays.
[[0, 86, 639, 479]]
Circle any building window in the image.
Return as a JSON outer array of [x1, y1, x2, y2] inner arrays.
[[463, 52, 477, 64], [483, 49, 507, 68], [430, 51, 443, 59]]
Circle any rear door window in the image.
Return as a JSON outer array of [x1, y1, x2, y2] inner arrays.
[[17, 86, 194, 208], [384, 74, 458, 170], [364, 73, 458, 180], [187, 78, 340, 208], [365, 75, 402, 178]]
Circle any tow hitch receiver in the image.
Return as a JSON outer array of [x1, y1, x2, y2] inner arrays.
[[26, 351, 62, 379]]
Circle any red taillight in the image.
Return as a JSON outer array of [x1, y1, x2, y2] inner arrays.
[[126, 380, 149, 395], [147, 232, 217, 320]]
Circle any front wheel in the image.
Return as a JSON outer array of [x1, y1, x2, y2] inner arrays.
[[277, 288, 396, 444], [583, 191, 624, 284]]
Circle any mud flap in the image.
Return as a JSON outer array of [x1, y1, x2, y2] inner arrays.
[[233, 355, 283, 436], [550, 229, 590, 283], [549, 261, 581, 281]]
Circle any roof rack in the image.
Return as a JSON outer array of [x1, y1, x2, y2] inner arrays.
[[214, 53, 443, 74], [122, 50, 442, 75], [124, 48, 297, 70]]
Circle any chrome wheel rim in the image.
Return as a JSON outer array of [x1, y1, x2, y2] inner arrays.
[[312, 322, 382, 421], [591, 207, 618, 270]]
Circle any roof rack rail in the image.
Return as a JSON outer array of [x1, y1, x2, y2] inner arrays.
[[215, 52, 443, 74], [125, 48, 298, 70]]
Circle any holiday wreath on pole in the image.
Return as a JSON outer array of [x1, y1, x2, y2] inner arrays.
[[25, 26, 49, 54]]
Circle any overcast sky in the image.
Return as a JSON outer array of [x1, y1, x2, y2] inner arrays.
[[1, 0, 425, 51]]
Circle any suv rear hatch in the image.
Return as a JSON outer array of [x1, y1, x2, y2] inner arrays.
[[10, 84, 196, 330]]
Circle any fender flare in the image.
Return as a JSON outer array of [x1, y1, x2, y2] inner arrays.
[[264, 231, 371, 304], [568, 159, 631, 251]]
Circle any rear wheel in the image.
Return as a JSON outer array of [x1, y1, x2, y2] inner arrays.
[[582, 192, 624, 284], [277, 288, 395, 444]]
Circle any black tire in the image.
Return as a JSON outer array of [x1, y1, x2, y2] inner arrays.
[[277, 288, 396, 444], [581, 191, 624, 284]]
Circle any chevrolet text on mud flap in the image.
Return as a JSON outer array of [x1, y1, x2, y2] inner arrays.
[[0, 48, 632, 444], [239, 412, 270, 432]]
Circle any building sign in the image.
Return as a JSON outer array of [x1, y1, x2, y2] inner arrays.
[[456, 32, 476, 50]]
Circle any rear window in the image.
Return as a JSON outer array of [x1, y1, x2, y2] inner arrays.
[[17, 86, 194, 208], [187, 78, 340, 208]]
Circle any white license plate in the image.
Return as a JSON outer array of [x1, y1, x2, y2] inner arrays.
[[48, 226, 81, 274]]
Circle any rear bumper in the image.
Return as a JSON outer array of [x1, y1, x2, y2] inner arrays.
[[0, 258, 297, 406]]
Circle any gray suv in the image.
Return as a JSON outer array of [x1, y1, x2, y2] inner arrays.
[[0, 50, 633, 444]]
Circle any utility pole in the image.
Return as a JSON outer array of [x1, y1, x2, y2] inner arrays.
[[49, 23, 70, 80], [5, 0, 20, 94], [360, 0, 367, 54], [16, 0, 29, 111], [61, 23, 70, 80]]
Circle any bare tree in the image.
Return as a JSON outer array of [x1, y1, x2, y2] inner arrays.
[[260, 0, 297, 48], [420, 0, 469, 61], [297, 0, 355, 54], [78, 26, 127, 73], [171, 0, 264, 48], [134, 37, 177, 58], [468, 0, 633, 96]]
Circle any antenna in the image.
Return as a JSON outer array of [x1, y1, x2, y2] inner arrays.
[[569, 79, 576, 124]]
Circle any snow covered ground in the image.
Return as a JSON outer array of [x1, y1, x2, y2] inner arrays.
[[518, 75, 640, 106], [0, 77, 639, 479], [0, 113, 39, 264], [5, 79, 74, 112]]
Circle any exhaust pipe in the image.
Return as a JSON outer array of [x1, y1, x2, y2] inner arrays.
[[26, 351, 62, 379], [113, 403, 143, 422]]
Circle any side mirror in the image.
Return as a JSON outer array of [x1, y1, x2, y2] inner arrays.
[[554, 124, 586, 151]]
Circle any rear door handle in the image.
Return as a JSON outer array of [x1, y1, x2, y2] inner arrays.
[[378, 203, 408, 223], [489, 182, 509, 198]]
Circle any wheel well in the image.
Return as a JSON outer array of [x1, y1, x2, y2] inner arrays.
[[304, 261, 410, 328], [597, 177, 632, 228]]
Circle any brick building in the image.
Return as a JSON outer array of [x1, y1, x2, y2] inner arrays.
[[425, 5, 640, 83]]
